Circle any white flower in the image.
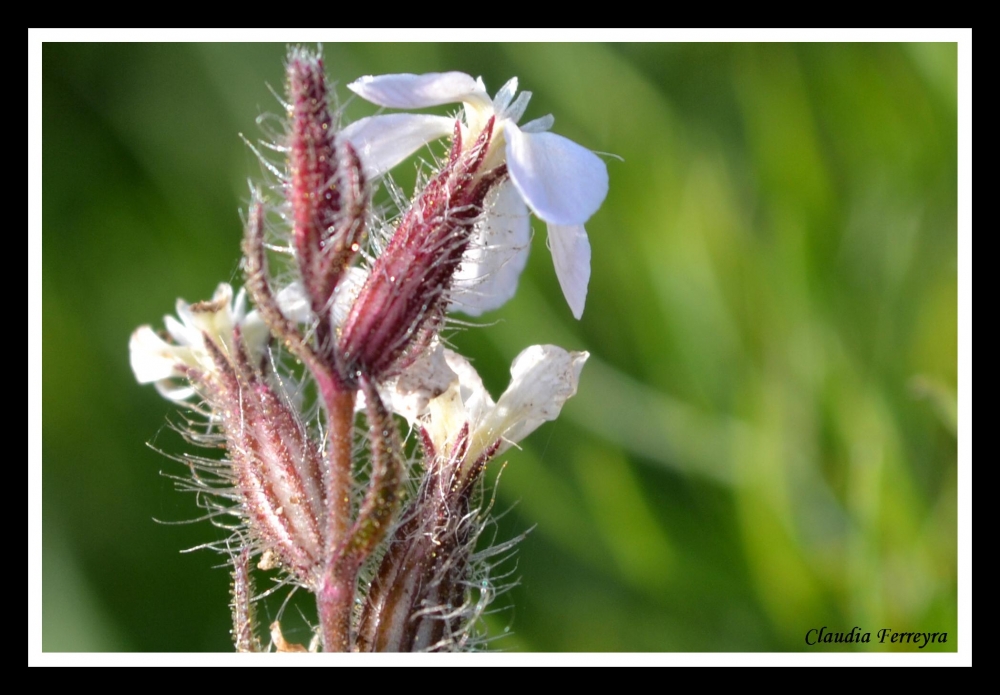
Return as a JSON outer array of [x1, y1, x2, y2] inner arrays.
[[343, 72, 608, 319], [385, 343, 589, 467], [129, 283, 267, 402]]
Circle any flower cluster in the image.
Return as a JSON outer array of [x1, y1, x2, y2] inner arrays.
[[129, 48, 606, 652]]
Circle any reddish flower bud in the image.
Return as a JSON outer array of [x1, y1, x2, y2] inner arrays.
[[337, 118, 507, 381], [286, 47, 366, 317], [199, 328, 327, 586]]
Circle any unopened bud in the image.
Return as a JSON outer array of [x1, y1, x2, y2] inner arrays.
[[338, 118, 506, 381], [200, 327, 327, 586], [286, 47, 366, 316]]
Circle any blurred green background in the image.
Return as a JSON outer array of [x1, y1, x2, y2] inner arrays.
[[41, 43, 958, 652]]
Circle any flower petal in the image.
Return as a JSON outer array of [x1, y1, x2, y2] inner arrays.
[[129, 326, 186, 383], [485, 345, 589, 453], [348, 72, 487, 109], [274, 281, 314, 325], [505, 123, 609, 226], [443, 349, 496, 427], [341, 114, 454, 179], [422, 348, 492, 457], [153, 380, 197, 403], [449, 180, 531, 316], [164, 313, 198, 347], [385, 343, 458, 428], [520, 114, 554, 134], [504, 91, 532, 125], [547, 223, 591, 320], [491, 77, 518, 115], [330, 267, 368, 330]]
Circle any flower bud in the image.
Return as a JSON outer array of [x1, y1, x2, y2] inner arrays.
[[286, 47, 366, 316], [200, 329, 327, 585], [337, 118, 506, 381]]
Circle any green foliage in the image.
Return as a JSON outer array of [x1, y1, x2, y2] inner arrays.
[[42, 42, 957, 652]]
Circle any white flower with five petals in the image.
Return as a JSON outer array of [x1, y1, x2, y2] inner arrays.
[[343, 72, 608, 319]]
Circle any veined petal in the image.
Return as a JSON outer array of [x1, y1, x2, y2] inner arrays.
[[449, 181, 532, 316], [547, 223, 591, 320], [348, 72, 487, 109], [485, 345, 589, 453], [341, 114, 454, 178], [505, 123, 609, 226]]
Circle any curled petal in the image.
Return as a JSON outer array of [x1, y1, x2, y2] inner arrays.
[[426, 349, 494, 457], [449, 180, 532, 316], [348, 72, 487, 109], [487, 345, 589, 453], [547, 223, 592, 320], [341, 114, 454, 179], [505, 123, 609, 226]]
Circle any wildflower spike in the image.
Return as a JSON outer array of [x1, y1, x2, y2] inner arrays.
[[130, 54, 599, 652]]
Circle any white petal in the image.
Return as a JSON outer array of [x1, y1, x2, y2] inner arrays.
[[348, 72, 487, 109], [153, 380, 196, 403], [504, 91, 532, 125], [486, 345, 589, 453], [448, 181, 531, 316], [443, 349, 495, 428], [274, 281, 314, 325], [330, 267, 369, 330], [240, 310, 269, 360], [232, 287, 249, 325], [491, 77, 518, 115], [164, 313, 198, 346], [505, 123, 609, 226], [129, 326, 185, 383], [547, 224, 591, 320], [423, 348, 491, 457], [341, 114, 454, 178], [520, 114, 554, 133], [211, 282, 235, 306], [385, 343, 458, 428]]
